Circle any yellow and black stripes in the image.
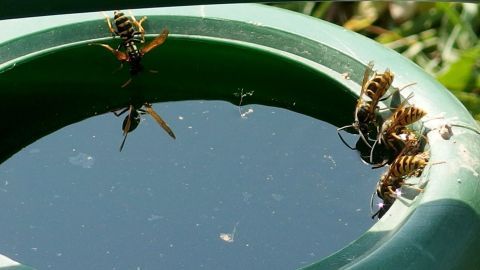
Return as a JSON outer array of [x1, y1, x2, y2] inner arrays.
[[389, 154, 428, 178], [364, 70, 394, 102], [113, 12, 137, 43], [390, 106, 427, 129]]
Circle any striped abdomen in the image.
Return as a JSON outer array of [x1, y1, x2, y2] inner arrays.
[[389, 154, 428, 178], [391, 106, 427, 128], [364, 70, 394, 102], [114, 11, 136, 42]]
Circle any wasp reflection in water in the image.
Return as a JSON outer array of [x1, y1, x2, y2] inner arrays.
[[113, 103, 176, 152]]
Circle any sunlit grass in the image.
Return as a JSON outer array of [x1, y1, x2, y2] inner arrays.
[[272, 2, 480, 120]]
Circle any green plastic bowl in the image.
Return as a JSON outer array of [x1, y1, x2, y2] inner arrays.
[[1, 4, 480, 270]]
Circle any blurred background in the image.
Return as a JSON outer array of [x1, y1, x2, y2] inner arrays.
[[272, 1, 480, 120]]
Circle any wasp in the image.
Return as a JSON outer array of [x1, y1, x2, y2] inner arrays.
[[337, 62, 395, 150], [370, 150, 429, 219], [114, 102, 176, 151], [91, 11, 169, 87], [369, 94, 427, 165]]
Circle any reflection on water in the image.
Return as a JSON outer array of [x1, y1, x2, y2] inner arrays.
[[0, 100, 381, 270]]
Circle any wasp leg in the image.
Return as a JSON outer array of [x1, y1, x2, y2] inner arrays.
[[113, 107, 129, 117], [337, 125, 357, 150], [102, 11, 118, 37], [90, 43, 128, 62], [112, 63, 124, 74], [128, 10, 147, 42], [402, 183, 423, 192], [121, 78, 133, 88]]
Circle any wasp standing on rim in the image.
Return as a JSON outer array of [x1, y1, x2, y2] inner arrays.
[[337, 62, 395, 150], [91, 10, 169, 87], [370, 146, 429, 219]]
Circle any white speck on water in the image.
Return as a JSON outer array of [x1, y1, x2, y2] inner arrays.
[[178, 116, 184, 120], [242, 192, 252, 203], [147, 214, 162, 222], [323, 154, 337, 168], [240, 108, 254, 119], [68, 153, 94, 169], [272, 193, 284, 201], [188, 126, 193, 129]]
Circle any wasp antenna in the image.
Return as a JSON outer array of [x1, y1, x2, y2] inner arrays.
[[358, 131, 372, 149], [369, 138, 379, 164], [371, 159, 388, 169], [397, 82, 417, 92], [337, 125, 357, 150], [112, 107, 129, 117]]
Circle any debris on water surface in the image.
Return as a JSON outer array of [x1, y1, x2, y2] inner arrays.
[[235, 88, 255, 119], [323, 154, 337, 169], [219, 222, 239, 243], [68, 153, 94, 169]]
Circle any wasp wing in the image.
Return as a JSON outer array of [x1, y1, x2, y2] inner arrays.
[[141, 28, 169, 55], [359, 61, 375, 100], [144, 103, 176, 139], [354, 61, 375, 123]]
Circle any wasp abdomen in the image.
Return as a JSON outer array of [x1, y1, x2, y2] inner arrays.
[[393, 106, 427, 127], [114, 12, 136, 42], [365, 71, 394, 100], [390, 154, 428, 178]]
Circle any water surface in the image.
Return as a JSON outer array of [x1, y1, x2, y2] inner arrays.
[[0, 100, 381, 270]]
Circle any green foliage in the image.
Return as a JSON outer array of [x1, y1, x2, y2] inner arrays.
[[272, 2, 480, 120]]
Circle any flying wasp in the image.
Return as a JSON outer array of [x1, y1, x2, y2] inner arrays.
[[337, 62, 395, 150], [91, 11, 169, 87], [114, 102, 176, 151]]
